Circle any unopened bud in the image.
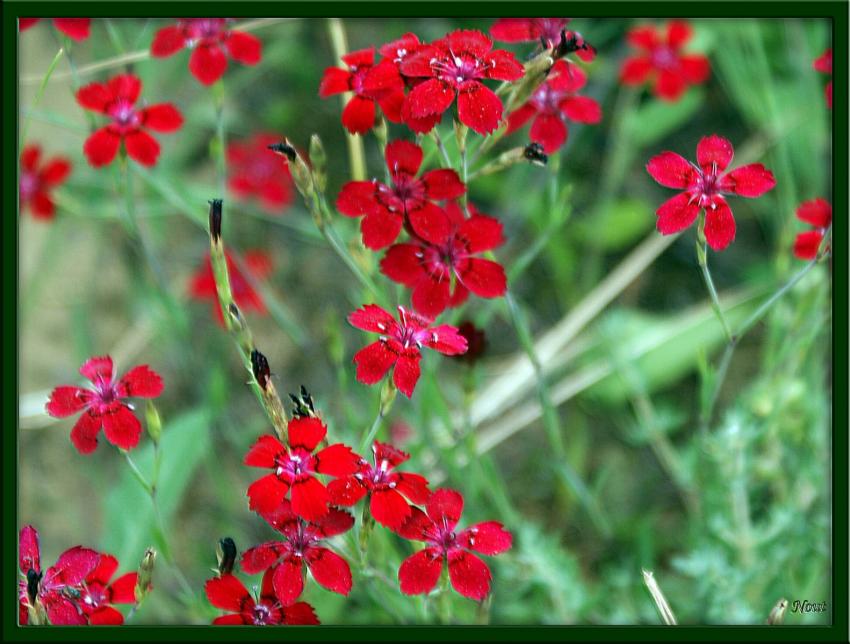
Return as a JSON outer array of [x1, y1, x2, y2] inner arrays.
[[135, 548, 156, 603], [309, 135, 328, 194], [504, 50, 554, 113], [475, 147, 526, 178], [289, 385, 317, 419], [145, 400, 162, 445], [216, 537, 237, 576], [269, 139, 314, 199], [208, 199, 223, 243], [454, 121, 469, 155], [523, 142, 548, 166], [251, 349, 272, 390]]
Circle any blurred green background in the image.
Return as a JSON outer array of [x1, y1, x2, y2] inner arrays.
[[19, 17, 832, 625]]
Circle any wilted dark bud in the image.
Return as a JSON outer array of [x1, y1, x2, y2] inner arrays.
[[523, 142, 548, 166], [251, 349, 272, 390], [267, 141, 297, 162], [26, 569, 41, 605], [289, 385, 317, 418], [135, 548, 156, 603], [216, 537, 237, 576], [145, 400, 162, 445], [208, 199, 223, 242], [269, 139, 314, 199], [553, 29, 595, 61]]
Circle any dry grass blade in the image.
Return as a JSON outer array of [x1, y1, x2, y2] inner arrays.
[[642, 569, 678, 625]]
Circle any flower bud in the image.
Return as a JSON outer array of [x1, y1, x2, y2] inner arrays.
[[269, 139, 313, 199], [251, 349, 272, 390], [135, 548, 156, 603], [289, 385, 317, 419], [504, 50, 554, 113], [208, 199, 223, 243], [309, 135, 327, 194], [523, 142, 548, 167], [216, 537, 237, 576], [145, 400, 162, 445]]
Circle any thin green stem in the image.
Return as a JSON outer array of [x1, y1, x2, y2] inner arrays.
[[358, 380, 397, 454], [327, 18, 366, 181], [212, 80, 227, 195], [20, 47, 64, 147], [431, 129, 453, 168], [696, 217, 734, 343], [122, 451, 152, 494]]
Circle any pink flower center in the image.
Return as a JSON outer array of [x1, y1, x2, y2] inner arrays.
[[360, 459, 396, 489], [377, 174, 426, 215], [251, 603, 273, 625], [91, 375, 120, 407], [530, 83, 568, 115], [430, 53, 487, 87], [692, 164, 722, 207], [534, 19, 568, 46], [108, 99, 141, 133], [182, 18, 228, 45], [425, 519, 458, 553], [82, 584, 106, 608], [349, 66, 371, 96], [274, 448, 316, 481], [650, 46, 679, 70], [19, 171, 39, 202]]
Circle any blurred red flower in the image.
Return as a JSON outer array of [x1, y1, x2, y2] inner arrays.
[[813, 48, 832, 108], [80, 554, 138, 625], [189, 249, 273, 326], [205, 571, 319, 625], [20, 18, 91, 41], [793, 198, 831, 260], [490, 18, 595, 61], [19, 145, 71, 220], [227, 133, 294, 213]]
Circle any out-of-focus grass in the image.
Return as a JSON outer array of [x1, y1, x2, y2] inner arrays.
[[18, 17, 831, 625]]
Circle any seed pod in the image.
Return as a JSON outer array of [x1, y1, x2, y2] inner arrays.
[[251, 349, 272, 390], [216, 537, 237, 576], [135, 548, 156, 604], [208, 199, 223, 242], [145, 400, 162, 445]]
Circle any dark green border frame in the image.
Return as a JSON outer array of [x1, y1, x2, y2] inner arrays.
[[4, 1, 847, 641]]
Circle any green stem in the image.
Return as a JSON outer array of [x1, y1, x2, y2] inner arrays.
[[20, 47, 64, 147], [358, 380, 397, 453], [696, 216, 734, 343], [212, 80, 227, 195], [122, 451, 152, 494], [431, 129, 453, 168], [327, 18, 366, 181]]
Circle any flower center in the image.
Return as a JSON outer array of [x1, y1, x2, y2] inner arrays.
[[531, 83, 567, 114], [651, 46, 679, 70], [108, 99, 141, 132], [183, 18, 228, 45], [377, 175, 425, 215], [252, 603, 272, 625], [20, 171, 38, 202], [430, 53, 486, 87], [535, 19, 567, 47], [425, 520, 458, 552], [275, 449, 315, 481]]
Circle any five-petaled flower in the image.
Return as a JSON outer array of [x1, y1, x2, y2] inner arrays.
[[76, 74, 183, 167], [380, 201, 507, 318], [205, 570, 319, 625], [18, 525, 100, 625], [620, 21, 710, 101], [506, 59, 602, 153], [240, 499, 354, 604], [336, 139, 465, 250], [490, 18, 596, 61], [79, 553, 138, 625], [646, 134, 776, 251], [189, 249, 273, 326], [793, 198, 831, 260], [319, 48, 406, 134], [399, 30, 524, 135], [244, 417, 360, 520], [151, 18, 262, 86], [227, 133, 294, 213], [19, 145, 71, 220], [813, 48, 832, 109], [328, 441, 431, 530], [20, 18, 91, 41], [397, 489, 512, 601], [348, 304, 468, 398], [45, 355, 164, 454]]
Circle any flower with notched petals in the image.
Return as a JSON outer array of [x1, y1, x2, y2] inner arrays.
[[227, 133, 294, 213], [337, 139, 465, 250], [399, 30, 524, 135], [490, 18, 595, 62], [19, 145, 71, 220], [45, 356, 164, 454], [620, 21, 710, 101], [397, 489, 512, 601], [646, 134, 776, 251], [813, 48, 832, 108], [20, 18, 91, 41], [76, 74, 183, 168], [79, 554, 138, 625], [205, 571, 319, 625], [380, 201, 507, 318], [793, 198, 831, 260], [328, 441, 431, 530], [240, 500, 354, 604], [151, 19, 262, 85], [244, 417, 361, 520], [189, 249, 273, 326]]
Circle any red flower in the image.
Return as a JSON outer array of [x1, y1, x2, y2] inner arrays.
[[348, 304, 468, 398], [813, 48, 832, 108], [76, 74, 183, 168], [793, 198, 831, 260], [189, 249, 273, 326], [336, 139, 465, 250], [20, 18, 91, 41], [205, 571, 319, 625], [399, 30, 524, 135], [45, 355, 164, 453], [490, 18, 595, 62], [79, 554, 138, 625], [327, 440, 431, 530], [240, 500, 354, 604], [151, 19, 262, 85], [380, 201, 507, 318], [319, 48, 406, 134], [227, 133, 294, 213], [19, 145, 71, 220], [397, 489, 512, 601], [244, 417, 360, 520], [19, 525, 100, 625], [620, 21, 710, 101], [646, 134, 776, 251], [506, 59, 601, 153]]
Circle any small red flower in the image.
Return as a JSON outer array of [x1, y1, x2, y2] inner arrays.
[[19, 145, 71, 220], [189, 249, 273, 326], [76, 74, 183, 168], [20, 18, 91, 41], [80, 554, 138, 625], [319, 48, 406, 134], [348, 304, 468, 398], [380, 201, 507, 318], [328, 441, 431, 530], [490, 18, 595, 62], [506, 59, 601, 154], [397, 489, 512, 601], [244, 417, 361, 520], [813, 48, 832, 109], [205, 571, 319, 625], [151, 19, 262, 85], [336, 139, 465, 250], [793, 198, 832, 260], [646, 134, 776, 251], [399, 30, 524, 134], [226, 133, 294, 213], [19, 525, 100, 625], [45, 356, 164, 454], [620, 21, 710, 101], [240, 500, 354, 604]]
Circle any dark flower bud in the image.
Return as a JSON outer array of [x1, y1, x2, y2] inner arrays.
[[216, 537, 237, 576], [524, 142, 548, 166], [208, 199, 223, 242], [554, 29, 594, 61], [289, 385, 317, 418], [267, 142, 297, 162], [251, 349, 272, 390], [26, 568, 42, 605]]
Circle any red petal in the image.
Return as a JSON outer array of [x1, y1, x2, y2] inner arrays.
[[422, 325, 468, 355], [398, 547, 443, 595], [666, 20, 692, 48], [719, 164, 776, 198], [379, 32, 421, 59], [291, 476, 330, 522], [240, 541, 285, 574], [793, 231, 824, 260], [327, 477, 367, 506], [627, 25, 660, 50], [421, 169, 465, 200], [370, 489, 412, 529], [190, 44, 228, 85], [244, 434, 286, 468], [619, 56, 653, 84], [354, 341, 397, 386], [87, 553, 118, 586], [447, 550, 491, 600], [125, 130, 161, 167], [212, 614, 245, 625], [395, 506, 432, 540], [459, 258, 507, 298], [19, 18, 40, 31], [458, 215, 504, 253], [506, 103, 536, 134], [247, 474, 289, 514], [444, 29, 493, 57], [21, 144, 41, 171], [205, 574, 248, 611], [306, 548, 352, 595], [373, 440, 409, 466], [654, 69, 687, 101], [89, 606, 124, 625], [108, 572, 138, 604], [318, 67, 351, 97], [76, 82, 112, 113], [315, 507, 355, 538], [489, 18, 535, 42], [486, 49, 524, 81], [348, 304, 398, 334], [108, 74, 142, 103], [28, 192, 55, 219], [361, 209, 403, 250], [412, 276, 451, 319], [377, 88, 405, 123], [704, 199, 736, 251], [70, 411, 102, 454], [341, 95, 376, 134], [141, 104, 183, 132], [796, 198, 832, 228], [150, 25, 186, 57], [336, 180, 379, 217], [395, 472, 431, 505], [53, 18, 91, 41], [83, 128, 121, 167], [46, 386, 89, 417], [530, 113, 567, 154], [549, 60, 586, 93], [341, 47, 374, 68], [102, 405, 142, 450], [40, 158, 72, 185], [457, 82, 503, 135], [226, 31, 262, 65], [560, 96, 602, 124], [646, 151, 698, 189], [380, 244, 425, 287], [287, 417, 327, 451], [19, 525, 40, 574], [116, 365, 164, 398], [80, 355, 113, 381], [315, 443, 360, 477], [282, 602, 320, 625], [273, 558, 305, 606], [399, 46, 440, 77], [696, 134, 734, 173], [385, 139, 422, 176], [813, 48, 832, 74], [392, 353, 421, 398], [680, 55, 710, 83], [404, 78, 455, 118], [403, 111, 442, 134], [458, 521, 513, 555], [656, 192, 700, 235], [426, 488, 464, 528], [52, 546, 100, 585], [407, 201, 450, 246], [45, 597, 87, 625], [363, 59, 404, 94]]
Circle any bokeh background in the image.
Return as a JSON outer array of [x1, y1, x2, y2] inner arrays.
[[19, 17, 832, 625]]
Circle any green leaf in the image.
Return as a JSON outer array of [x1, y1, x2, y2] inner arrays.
[[579, 198, 654, 251], [625, 89, 705, 148]]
